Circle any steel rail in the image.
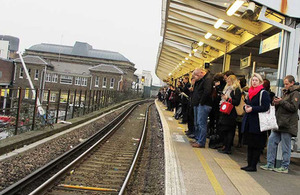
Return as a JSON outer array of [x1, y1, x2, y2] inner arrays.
[[0, 100, 149, 195], [28, 103, 138, 195], [118, 103, 153, 194]]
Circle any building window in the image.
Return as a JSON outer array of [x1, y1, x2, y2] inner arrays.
[[46, 73, 51, 82], [60, 75, 73, 85], [34, 70, 39, 80], [75, 77, 81, 86], [95, 76, 99, 87], [28, 69, 31, 77], [43, 93, 48, 102], [32, 91, 36, 100], [110, 78, 115, 89], [81, 77, 87, 86], [52, 74, 58, 83], [102, 77, 107, 88], [19, 68, 24, 78], [50, 93, 56, 102], [24, 88, 29, 99]]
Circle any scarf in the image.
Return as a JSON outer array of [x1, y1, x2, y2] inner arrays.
[[220, 86, 233, 105], [248, 85, 264, 100]]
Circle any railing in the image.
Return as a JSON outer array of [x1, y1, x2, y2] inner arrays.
[[0, 88, 142, 139]]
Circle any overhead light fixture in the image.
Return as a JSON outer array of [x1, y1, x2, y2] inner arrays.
[[205, 32, 212, 39], [227, 0, 244, 16], [214, 19, 224, 29], [198, 42, 204, 46], [193, 48, 198, 52], [185, 57, 189, 60], [182, 60, 185, 63], [168, 73, 172, 76], [189, 53, 192, 57]]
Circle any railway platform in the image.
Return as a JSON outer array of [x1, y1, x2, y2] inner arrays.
[[155, 100, 300, 195]]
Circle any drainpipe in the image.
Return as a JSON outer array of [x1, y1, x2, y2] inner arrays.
[[18, 53, 44, 115], [40, 65, 47, 102], [117, 75, 123, 91]]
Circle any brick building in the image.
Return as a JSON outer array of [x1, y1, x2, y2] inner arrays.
[[23, 41, 136, 91], [11, 41, 137, 103]]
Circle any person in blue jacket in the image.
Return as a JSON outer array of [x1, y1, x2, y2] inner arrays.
[[241, 73, 270, 172]]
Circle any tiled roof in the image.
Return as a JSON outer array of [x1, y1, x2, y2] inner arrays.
[[89, 64, 124, 75], [27, 42, 131, 63], [14, 55, 49, 65]]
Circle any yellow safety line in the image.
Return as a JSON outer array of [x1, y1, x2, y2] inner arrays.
[[178, 123, 186, 134], [193, 149, 225, 195], [58, 184, 118, 192]]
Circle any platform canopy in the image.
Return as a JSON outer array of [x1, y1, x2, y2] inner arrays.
[[156, 0, 285, 81]]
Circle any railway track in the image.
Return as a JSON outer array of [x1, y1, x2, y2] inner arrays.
[[1, 101, 153, 195]]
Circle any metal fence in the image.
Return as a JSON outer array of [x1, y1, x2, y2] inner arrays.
[[0, 88, 142, 139]]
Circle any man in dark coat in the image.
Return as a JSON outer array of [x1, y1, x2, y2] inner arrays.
[[191, 68, 213, 148], [180, 76, 191, 124]]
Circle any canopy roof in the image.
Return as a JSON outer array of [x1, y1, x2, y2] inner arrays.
[[156, 0, 285, 81]]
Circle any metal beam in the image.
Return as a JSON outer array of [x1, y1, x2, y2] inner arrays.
[[176, 0, 261, 35], [167, 23, 226, 51], [164, 36, 219, 59], [166, 32, 193, 47], [169, 10, 241, 45], [164, 47, 204, 64], [168, 18, 206, 36], [161, 55, 195, 69], [165, 40, 192, 53]]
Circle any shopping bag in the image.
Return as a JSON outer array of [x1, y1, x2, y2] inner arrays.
[[258, 91, 278, 132], [219, 99, 233, 115]]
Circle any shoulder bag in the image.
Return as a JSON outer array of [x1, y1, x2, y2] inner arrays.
[[258, 90, 278, 132], [235, 93, 245, 116]]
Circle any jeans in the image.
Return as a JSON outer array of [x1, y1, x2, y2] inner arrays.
[[267, 131, 292, 168], [193, 104, 212, 146]]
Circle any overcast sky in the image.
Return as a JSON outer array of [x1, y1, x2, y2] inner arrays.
[[1, 0, 163, 85]]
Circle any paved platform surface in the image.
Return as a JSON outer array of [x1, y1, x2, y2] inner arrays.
[[155, 100, 300, 195]]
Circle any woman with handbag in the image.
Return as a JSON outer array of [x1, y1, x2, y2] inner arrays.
[[241, 73, 270, 172], [218, 75, 242, 154], [260, 75, 300, 173]]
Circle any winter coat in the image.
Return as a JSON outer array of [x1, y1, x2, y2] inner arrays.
[[275, 85, 300, 137], [242, 89, 270, 134], [191, 72, 213, 107], [181, 82, 191, 104], [219, 88, 242, 129]]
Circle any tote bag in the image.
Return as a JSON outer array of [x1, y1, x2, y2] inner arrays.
[[258, 90, 278, 132]]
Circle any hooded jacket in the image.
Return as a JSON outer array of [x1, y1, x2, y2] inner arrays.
[[275, 85, 300, 137]]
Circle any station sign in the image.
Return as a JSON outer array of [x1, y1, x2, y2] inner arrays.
[[240, 55, 251, 69], [259, 32, 282, 54], [253, 0, 300, 18]]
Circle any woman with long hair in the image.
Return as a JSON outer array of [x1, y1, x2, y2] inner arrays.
[[218, 75, 242, 154], [241, 73, 270, 172]]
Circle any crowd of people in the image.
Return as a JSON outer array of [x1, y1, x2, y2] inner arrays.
[[157, 68, 300, 173]]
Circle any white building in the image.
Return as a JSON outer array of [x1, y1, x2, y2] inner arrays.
[[134, 70, 153, 92]]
